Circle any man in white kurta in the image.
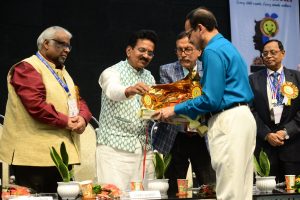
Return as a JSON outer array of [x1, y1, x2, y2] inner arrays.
[[96, 30, 158, 191]]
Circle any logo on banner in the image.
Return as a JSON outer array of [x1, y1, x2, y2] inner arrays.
[[251, 12, 280, 67], [260, 13, 279, 40]]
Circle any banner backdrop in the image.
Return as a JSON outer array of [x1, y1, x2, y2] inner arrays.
[[229, 0, 300, 72]]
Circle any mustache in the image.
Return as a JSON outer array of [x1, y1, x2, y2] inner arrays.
[[179, 58, 190, 62], [140, 57, 149, 62]]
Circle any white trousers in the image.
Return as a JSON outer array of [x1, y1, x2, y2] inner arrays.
[[96, 144, 155, 192], [207, 105, 256, 200]]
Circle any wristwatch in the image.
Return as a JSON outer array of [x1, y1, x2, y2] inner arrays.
[[283, 128, 290, 140]]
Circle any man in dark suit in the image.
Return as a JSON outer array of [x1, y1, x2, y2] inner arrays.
[[249, 39, 300, 182], [152, 31, 215, 195]]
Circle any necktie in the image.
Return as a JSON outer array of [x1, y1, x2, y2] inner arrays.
[[271, 72, 283, 105]]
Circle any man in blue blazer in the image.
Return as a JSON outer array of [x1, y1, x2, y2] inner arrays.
[[152, 31, 215, 195], [249, 39, 300, 182]]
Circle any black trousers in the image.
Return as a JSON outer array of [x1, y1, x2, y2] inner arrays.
[[12, 165, 62, 193], [165, 132, 216, 196]]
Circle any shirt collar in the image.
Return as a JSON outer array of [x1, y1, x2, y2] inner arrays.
[[183, 64, 197, 76], [37, 51, 65, 70], [207, 33, 223, 47], [267, 65, 284, 76]]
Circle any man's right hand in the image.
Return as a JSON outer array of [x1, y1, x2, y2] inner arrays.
[[125, 82, 150, 97]]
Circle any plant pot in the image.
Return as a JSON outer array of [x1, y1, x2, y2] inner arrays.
[[255, 176, 276, 193], [148, 179, 169, 197], [57, 181, 80, 199]]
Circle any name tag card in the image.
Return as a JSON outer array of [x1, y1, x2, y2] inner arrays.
[[68, 98, 79, 117], [272, 105, 283, 124], [129, 190, 161, 199]]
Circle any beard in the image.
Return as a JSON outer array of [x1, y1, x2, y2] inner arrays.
[[50, 56, 66, 68], [58, 56, 67, 65]]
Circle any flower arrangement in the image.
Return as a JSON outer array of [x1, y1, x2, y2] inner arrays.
[[2, 185, 31, 200], [293, 176, 300, 193], [198, 184, 216, 197], [91, 184, 121, 199]]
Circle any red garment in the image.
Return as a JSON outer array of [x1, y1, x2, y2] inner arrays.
[[10, 61, 92, 128]]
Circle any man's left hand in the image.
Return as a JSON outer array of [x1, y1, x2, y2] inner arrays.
[[276, 130, 287, 140]]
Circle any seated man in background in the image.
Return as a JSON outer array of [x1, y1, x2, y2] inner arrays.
[[152, 31, 215, 196], [97, 30, 158, 191], [0, 26, 92, 193], [249, 39, 300, 182]]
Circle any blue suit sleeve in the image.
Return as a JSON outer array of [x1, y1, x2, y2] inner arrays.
[[159, 66, 170, 84]]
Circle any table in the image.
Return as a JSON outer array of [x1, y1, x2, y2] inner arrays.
[[163, 188, 300, 200], [253, 188, 300, 200], [15, 188, 300, 200]]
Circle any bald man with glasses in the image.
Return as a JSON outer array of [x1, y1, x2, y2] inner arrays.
[[0, 26, 92, 193]]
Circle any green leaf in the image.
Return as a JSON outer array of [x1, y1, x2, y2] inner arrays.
[[154, 152, 164, 179], [50, 147, 64, 168], [153, 152, 172, 179], [259, 150, 270, 176], [163, 154, 172, 176], [50, 147, 59, 168], [60, 142, 69, 166], [58, 162, 71, 182], [253, 155, 264, 176], [93, 184, 102, 194], [253, 149, 271, 177], [49, 142, 71, 182], [69, 167, 74, 179]]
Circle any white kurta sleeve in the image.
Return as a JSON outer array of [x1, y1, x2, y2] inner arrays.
[[99, 67, 128, 101]]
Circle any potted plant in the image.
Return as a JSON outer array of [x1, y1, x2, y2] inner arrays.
[[147, 151, 172, 196], [50, 142, 80, 199], [253, 149, 276, 193]]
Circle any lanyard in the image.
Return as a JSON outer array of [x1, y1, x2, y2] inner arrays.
[[36, 52, 70, 96], [267, 71, 284, 100]]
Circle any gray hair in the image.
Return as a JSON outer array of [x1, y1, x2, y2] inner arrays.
[[37, 26, 72, 50]]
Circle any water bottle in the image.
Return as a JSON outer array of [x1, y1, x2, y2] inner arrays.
[[9, 175, 15, 184], [192, 172, 199, 188]]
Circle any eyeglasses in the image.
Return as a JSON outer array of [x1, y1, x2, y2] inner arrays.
[[186, 28, 195, 39], [136, 47, 154, 57], [261, 50, 281, 57], [50, 39, 72, 51], [175, 47, 194, 55]]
